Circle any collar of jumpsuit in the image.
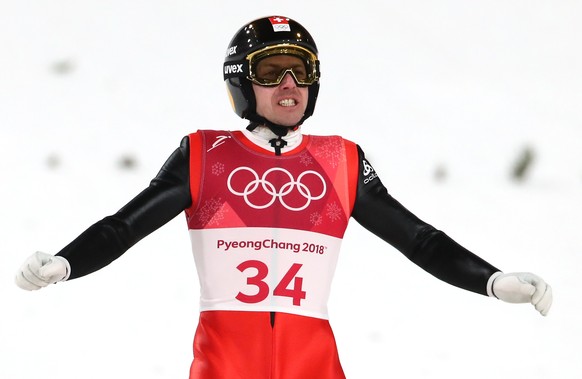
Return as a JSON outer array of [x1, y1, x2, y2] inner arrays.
[[242, 124, 303, 153]]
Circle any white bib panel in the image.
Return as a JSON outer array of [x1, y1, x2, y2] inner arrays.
[[190, 226, 342, 319]]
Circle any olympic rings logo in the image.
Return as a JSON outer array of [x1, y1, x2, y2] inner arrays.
[[227, 166, 326, 211]]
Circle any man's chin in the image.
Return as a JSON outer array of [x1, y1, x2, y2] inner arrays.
[[270, 115, 304, 128]]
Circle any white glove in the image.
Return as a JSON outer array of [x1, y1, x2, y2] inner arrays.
[[15, 251, 71, 291], [487, 271, 553, 316]]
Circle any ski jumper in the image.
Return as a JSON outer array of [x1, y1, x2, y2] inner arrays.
[[55, 130, 500, 378], [185, 130, 358, 378]]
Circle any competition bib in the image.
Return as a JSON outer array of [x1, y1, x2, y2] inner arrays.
[[185, 130, 358, 320], [190, 227, 342, 319]]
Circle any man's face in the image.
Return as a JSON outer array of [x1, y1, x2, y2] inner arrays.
[[252, 55, 309, 127]]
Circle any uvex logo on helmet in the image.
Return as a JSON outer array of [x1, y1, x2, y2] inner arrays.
[[225, 45, 238, 57], [224, 64, 244, 75]]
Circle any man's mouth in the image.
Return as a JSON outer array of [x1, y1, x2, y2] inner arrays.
[[278, 99, 296, 107]]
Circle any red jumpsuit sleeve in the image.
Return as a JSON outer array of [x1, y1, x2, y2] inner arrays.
[[56, 136, 192, 279], [350, 145, 499, 296]]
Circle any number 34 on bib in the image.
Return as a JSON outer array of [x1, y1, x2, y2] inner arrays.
[[236, 260, 306, 306]]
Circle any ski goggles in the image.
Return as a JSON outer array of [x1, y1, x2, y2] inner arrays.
[[246, 44, 320, 87]]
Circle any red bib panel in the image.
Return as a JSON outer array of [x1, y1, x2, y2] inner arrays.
[[187, 130, 355, 237]]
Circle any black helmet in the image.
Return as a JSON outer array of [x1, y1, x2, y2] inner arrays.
[[223, 16, 320, 133]]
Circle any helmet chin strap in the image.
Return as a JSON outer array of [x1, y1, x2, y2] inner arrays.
[[246, 115, 303, 156]]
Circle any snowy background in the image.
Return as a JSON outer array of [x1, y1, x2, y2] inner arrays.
[[1, 1, 581, 378]]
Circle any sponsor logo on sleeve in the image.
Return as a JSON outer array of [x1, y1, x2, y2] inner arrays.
[[362, 159, 378, 184]]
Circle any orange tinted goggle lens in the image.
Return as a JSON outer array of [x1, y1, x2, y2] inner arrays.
[[247, 45, 319, 86]]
